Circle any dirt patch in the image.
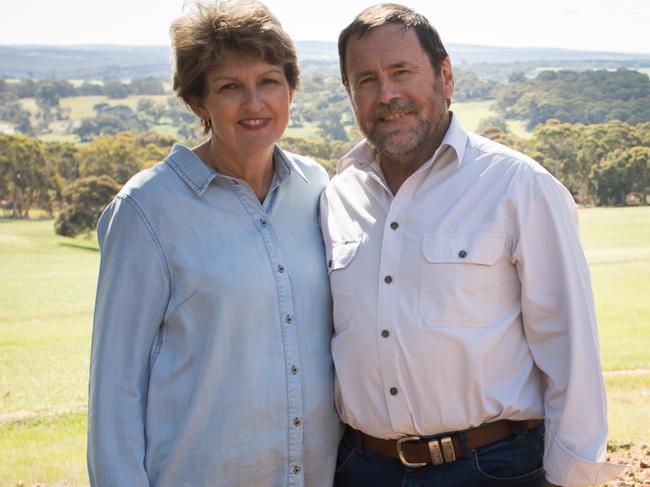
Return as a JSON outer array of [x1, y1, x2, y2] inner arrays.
[[606, 443, 650, 486]]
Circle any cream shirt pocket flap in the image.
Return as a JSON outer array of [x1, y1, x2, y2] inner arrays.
[[422, 233, 505, 266], [328, 240, 360, 273]]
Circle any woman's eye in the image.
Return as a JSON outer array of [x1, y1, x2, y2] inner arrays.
[[218, 83, 237, 92], [261, 78, 280, 85]]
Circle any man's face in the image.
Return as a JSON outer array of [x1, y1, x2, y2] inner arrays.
[[344, 23, 453, 160]]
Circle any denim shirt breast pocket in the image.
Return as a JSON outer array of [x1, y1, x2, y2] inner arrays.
[[326, 240, 360, 333], [418, 232, 512, 328]]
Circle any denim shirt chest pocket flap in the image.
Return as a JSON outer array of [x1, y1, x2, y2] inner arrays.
[[419, 232, 509, 327], [327, 240, 360, 332]]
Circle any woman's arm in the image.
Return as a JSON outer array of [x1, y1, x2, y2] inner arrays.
[[87, 195, 170, 486]]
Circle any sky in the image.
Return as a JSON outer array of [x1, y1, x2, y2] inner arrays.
[[1, 0, 649, 54]]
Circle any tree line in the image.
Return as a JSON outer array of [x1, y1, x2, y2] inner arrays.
[[1, 119, 647, 237], [482, 120, 649, 206], [0, 69, 497, 144], [0, 77, 166, 136], [493, 69, 650, 129], [0, 132, 174, 234], [1, 69, 648, 235]]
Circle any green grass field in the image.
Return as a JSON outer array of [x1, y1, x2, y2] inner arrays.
[[451, 99, 531, 137], [20, 95, 170, 121], [285, 123, 322, 139], [1, 207, 648, 485]]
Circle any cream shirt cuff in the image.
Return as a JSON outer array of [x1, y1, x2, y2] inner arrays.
[[543, 419, 628, 487]]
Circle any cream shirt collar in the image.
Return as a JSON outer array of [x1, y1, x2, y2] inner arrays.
[[337, 111, 468, 175]]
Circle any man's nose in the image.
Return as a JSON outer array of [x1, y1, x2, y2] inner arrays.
[[377, 78, 400, 105]]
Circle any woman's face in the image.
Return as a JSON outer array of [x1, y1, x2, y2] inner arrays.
[[194, 50, 292, 161]]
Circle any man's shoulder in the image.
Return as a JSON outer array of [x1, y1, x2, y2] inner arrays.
[[323, 162, 366, 199], [280, 149, 329, 187], [465, 132, 575, 206], [466, 132, 548, 176]]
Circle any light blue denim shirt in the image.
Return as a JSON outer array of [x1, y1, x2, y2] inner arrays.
[[88, 144, 341, 487]]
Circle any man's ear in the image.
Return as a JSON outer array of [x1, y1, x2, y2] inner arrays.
[[440, 57, 454, 100]]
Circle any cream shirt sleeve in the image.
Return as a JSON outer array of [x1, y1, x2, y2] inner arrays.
[[512, 171, 626, 487]]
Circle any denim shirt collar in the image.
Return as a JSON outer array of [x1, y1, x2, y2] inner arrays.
[[166, 144, 308, 196]]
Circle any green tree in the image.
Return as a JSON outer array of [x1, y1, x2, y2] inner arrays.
[[531, 121, 582, 196], [0, 134, 56, 218], [591, 147, 650, 205], [77, 132, 173, 184], [477, 116, 508, 134], [130, 77, 165, 95], [35, 81, 63, 131], [104, 81, 130, 99], [493, 69, 650, 128], [78, 133, 144, 184], [54, 175, 120, 237]]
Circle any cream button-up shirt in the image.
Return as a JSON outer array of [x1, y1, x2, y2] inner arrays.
[[319, 114, 625, 487]]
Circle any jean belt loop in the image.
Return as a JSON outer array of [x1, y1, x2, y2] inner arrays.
[[509, 420, 522, 437], [350, 426, 363, 449], [457, 430, 472, 458]]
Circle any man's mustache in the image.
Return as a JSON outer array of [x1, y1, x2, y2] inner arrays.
[[372, 99, 419, 122]]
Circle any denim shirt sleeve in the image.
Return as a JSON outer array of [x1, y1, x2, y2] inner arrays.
[[88, 194, 171, 486]]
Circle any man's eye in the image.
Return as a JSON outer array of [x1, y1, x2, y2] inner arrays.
[[358, 77, 375, 86], [261, 78, 280, 85]]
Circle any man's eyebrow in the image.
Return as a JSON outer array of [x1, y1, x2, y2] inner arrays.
[[352, 61, 416, 80], [389, 61, 415, 70], [352, 69, 376, 82]]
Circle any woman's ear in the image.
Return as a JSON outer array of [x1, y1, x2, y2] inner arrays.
[[188, 96, 206, 120]]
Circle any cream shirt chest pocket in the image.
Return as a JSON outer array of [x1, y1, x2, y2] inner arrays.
[[326, 240, 360, 333], [418, 232, 512, 327]]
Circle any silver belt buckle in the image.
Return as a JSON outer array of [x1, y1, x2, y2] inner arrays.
[[396, 435, 456, 467], [396, 436, 427, 468], [440, 437, 456, 463]]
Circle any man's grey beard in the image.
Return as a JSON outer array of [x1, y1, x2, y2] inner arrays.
[[358, 84, 447, 158], [359, 99, 430, 157]]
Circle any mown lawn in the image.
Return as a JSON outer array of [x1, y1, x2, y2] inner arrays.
[[1, 206, 648, 485], [20, 95, 170, 122], [451, 98, 532, 137]]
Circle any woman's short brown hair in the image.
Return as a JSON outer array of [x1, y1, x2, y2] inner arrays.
[[170, 0, 299, 107]]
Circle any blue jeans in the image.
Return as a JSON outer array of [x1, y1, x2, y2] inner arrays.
[[334, 423, 545, 487]]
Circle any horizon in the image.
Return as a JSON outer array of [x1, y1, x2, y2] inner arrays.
[[1, 41, 648, 58], [1, 0, 649, 55]]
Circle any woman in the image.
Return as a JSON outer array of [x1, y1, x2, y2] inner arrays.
[[87, 1, 340, 485]]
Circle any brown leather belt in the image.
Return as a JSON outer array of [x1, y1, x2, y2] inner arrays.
[[353, 419, 542, 468]]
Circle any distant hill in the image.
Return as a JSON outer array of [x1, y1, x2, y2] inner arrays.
[[1, 43, 649, 80]]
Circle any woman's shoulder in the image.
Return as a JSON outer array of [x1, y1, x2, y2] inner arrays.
[[119, 161, 175, 201], [119, 145, 197, 202]]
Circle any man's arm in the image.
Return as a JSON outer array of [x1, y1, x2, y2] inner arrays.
[[512, 171, 626, 487], [87, 196, 170, 486]]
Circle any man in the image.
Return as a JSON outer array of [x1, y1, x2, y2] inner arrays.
[[320, 4, 626, 487]]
